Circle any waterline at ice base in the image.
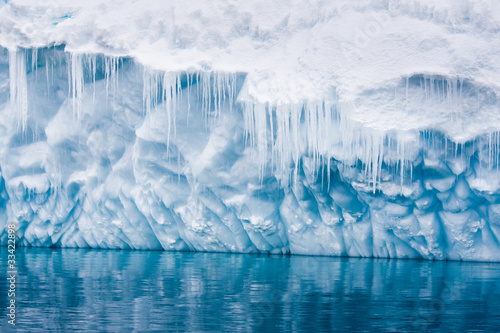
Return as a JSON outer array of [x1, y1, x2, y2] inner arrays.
[[1, 0, 500, 261]]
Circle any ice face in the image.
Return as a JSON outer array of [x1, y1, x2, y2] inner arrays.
[[1, 1, 500, 261], [0, 47, 499, 261]]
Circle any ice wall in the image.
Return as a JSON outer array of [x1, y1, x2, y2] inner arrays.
[[1, 0, 500, 260], [0, 46, 499, 261]]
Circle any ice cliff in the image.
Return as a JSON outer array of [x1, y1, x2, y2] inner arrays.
[[1, 0, 500, 261]]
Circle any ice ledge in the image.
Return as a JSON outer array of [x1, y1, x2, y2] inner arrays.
[[1, 0, 500, 105]]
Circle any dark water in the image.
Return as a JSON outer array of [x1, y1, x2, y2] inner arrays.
[[1, 247, 500, 332]]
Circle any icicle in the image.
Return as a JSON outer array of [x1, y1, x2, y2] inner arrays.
[[255, 103, 268, 180], [70, 53, 84, 119], [326, 153, 331, 192], [142, 66, 160, 119], [186, 73, 191, 124], [229, 73, 235, 113], [268, 104, 274, 169], [200, 72, 211, 124], [489, 132, 493, 170], [31, 48, 38, 79], [112, 57, 118, 99], [90, 55, 96, 104], [495, 132, 500, 168], [162, 72, 178, 150], [9, 49, 28, 132], [142, 67, 149, 115], [45, 54, 50, 100], [105, 57, 117, 104]]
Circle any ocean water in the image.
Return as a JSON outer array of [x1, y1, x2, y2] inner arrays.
[[1, 247, 500, 332]]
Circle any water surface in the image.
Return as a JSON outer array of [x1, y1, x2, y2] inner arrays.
[[1, 247, 500, 332]]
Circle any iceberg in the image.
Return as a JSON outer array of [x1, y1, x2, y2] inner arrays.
[[1, 0, 500, 261]]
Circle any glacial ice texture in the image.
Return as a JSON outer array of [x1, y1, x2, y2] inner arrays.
[[1, 1, 500, 261]]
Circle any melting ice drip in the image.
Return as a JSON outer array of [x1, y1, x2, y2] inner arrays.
[[8, 47, 500, 192]]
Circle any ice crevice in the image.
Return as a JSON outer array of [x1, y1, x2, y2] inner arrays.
[[2, 46, 500, 261]]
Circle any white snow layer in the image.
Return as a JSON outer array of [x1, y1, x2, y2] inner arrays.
[[1, 0, 500, 260]]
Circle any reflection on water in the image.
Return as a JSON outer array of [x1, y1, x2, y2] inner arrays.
[[1, 247, 500, 332]]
